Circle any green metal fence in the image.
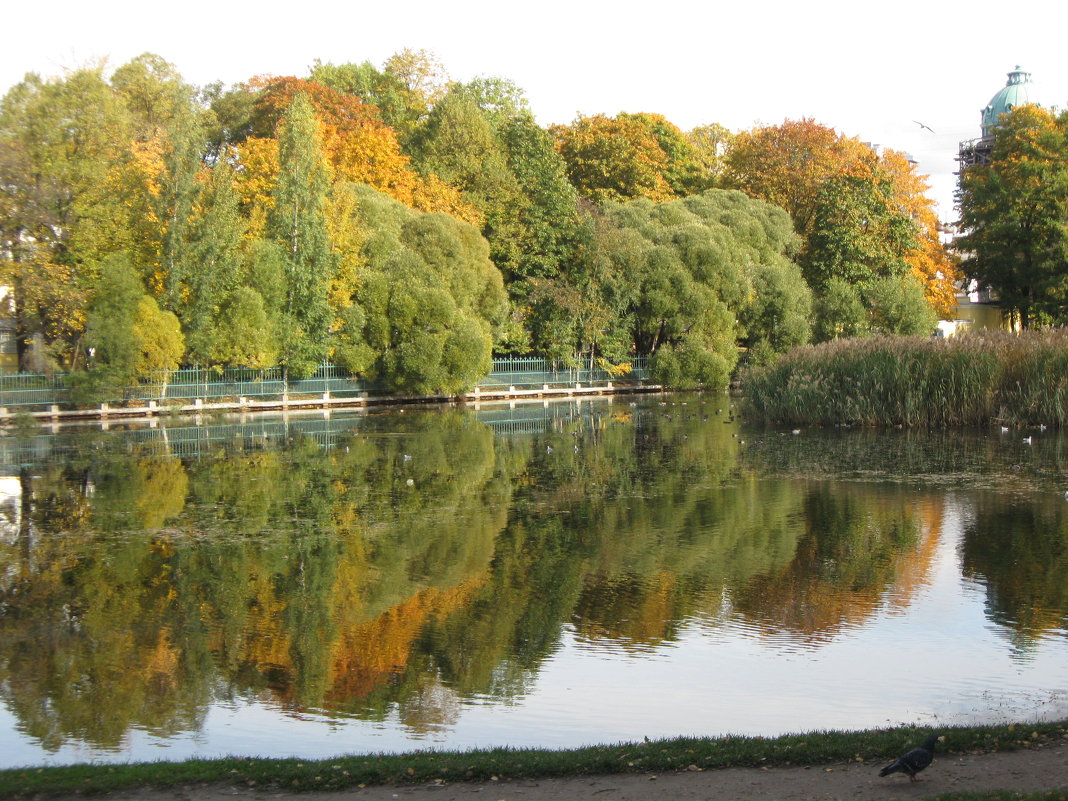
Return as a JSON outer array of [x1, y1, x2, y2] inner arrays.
[[478, 356, 648, 389], [0, 356, 650, 411]]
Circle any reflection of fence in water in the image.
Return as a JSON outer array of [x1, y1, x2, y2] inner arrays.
[[0, 398, 619, 475]]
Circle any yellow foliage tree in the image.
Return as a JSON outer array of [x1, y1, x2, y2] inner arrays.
[[233, 137, 279, 240], [880, 149, 960, 318], [245, 77, 479, 222], [551, 113, 675, 203]]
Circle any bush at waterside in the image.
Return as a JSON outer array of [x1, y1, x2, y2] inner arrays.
[[742, 330, 1068, 428]]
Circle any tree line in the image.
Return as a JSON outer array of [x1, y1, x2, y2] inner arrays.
[[0, 50, 958, 392]]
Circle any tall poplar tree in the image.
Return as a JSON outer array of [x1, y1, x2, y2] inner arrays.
[[183, 161, 248, 364], [267, 92, 335, 378], [111, 53, 205, 309]]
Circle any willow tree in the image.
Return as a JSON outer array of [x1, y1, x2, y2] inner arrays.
[[333, 185, 508, 394], [546, 189, 810, 386]]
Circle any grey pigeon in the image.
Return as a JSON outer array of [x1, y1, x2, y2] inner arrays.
[[879, 734, 939, 781]]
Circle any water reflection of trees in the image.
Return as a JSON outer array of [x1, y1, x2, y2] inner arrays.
[[731, 486, 940, 642], [961, 492, 1068, 648], [1, 403, 1066, 752], [746, 427, 1068, 646]]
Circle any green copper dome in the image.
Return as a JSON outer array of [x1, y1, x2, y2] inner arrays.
[[981, 66, 1034, 136]]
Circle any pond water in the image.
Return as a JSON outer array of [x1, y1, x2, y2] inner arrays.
[[0, 395, 1066, 767]]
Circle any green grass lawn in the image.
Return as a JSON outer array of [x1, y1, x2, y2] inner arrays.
[[1, 720, 1065, 796]]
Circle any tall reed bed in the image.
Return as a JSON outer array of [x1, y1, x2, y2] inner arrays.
[[742, 330, 1068, 428]]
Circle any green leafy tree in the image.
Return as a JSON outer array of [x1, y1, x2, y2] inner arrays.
[[814, 278, 867, 341], [310, 49, 449, 144], [461, 76, 531, 120], [132, 294, 184, 373], [408, 88, 524, 261], [382, 48, 450, 127], [266, 92, 335, 377], [527, 213, 635, 367], [111, 52, 198, 135], [956, 105, 1068, 327], [83, 253, 184, 387], [183, 161, 247, 364], [309, 60, 413, 134], [804, 168, 917, 291], [243, 238, 287, 319], [337, 185, 507, 394], [864, 275, 937, 336], [203, 82, 257, 156], [495, 113, 583, 323], [686, 123, 734, 185], [0, 68, 134, 369], [84, 254, 145, 382], [813, 275, 936, 341], [549, 189, 806, 385], [131, 293, 185, 397], [208, 286, 278, 368], [411, 86, 582, 347], [741, 259, 814, 366]]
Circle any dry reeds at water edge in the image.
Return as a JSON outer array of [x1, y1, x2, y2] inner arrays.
[[741, 330, 1068, 428]]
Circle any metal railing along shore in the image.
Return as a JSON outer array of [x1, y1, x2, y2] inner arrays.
[[0, 357, 651, 412]]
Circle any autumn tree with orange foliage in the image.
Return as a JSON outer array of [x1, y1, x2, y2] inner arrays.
[[243, 76, 478, 224], [881, 149, 960, 318], [724, 118, 856, 241], [725, 118, 955, 337]]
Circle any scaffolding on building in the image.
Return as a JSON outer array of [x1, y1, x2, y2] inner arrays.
[[958, 135, 993, 169]]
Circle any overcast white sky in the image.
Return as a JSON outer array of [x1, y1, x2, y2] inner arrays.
[[3, 0, 1066, 222]]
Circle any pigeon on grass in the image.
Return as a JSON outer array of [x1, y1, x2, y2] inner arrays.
[[878, 734, 940, 782]]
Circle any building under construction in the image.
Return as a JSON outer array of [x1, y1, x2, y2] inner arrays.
[[958, 66, 1036, 168]]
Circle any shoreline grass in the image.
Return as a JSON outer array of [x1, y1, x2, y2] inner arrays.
[[0, 720, 1065, 796], [742, 330, 1068, 428]]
